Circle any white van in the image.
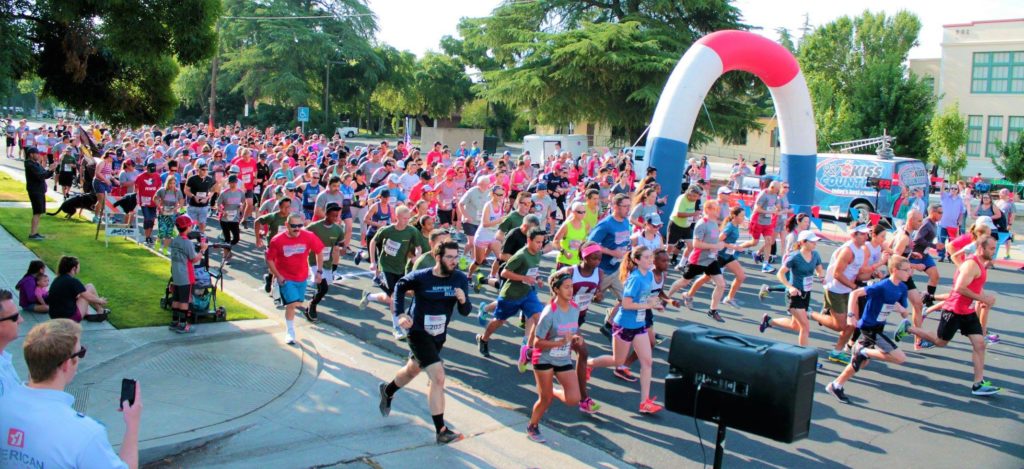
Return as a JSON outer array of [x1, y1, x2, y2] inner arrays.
[[521, 134, 588, 167]]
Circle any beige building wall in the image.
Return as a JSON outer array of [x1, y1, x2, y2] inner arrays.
[[535, 121, 614, 149], [698, 117, 780, 163], [909, 58, 940, 94], [420, 127, 485, 150]]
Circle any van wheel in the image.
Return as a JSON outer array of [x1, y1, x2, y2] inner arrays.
[[851, 202, 872, 224], [345, 131, 355, 138]]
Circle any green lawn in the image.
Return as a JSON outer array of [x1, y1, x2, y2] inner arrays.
[[0, 171, 55, 202], [0, 208, 265, 328]]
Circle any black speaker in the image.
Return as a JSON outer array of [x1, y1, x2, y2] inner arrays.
[[664, 324, 817, 443]]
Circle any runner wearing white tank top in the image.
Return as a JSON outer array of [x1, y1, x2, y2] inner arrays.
[[815, 225, 872, 365]]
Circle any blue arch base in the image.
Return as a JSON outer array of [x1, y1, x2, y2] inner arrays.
[[647, 136, 690, 234], [780, 152, 818, 216]]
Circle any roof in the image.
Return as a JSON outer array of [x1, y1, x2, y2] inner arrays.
[[943, 18, 1024, 28]]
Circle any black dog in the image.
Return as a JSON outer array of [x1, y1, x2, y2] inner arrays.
[[47, 193, 98, 219], [113, 193, 137, 214]]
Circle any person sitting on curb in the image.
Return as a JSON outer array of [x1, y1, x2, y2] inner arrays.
[[47, 256, 110, 323], [0, 289, 24, 397], [0, 319, 143, 468], [15, 260, 48, 314]]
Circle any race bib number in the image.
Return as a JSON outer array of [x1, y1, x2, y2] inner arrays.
[[550, 343, 570, 358], [878, 303, 896, 322], [803, 276, 814, 292], [526, 267, 540, 278], [63, 164, 72, 172], [575, 290, 594, 310], [321, 247, 332, 259], [424, 314, 446, 336], [223, 209, 238, 221], [614, 231, 629, 245], [569, 240, 581, 250], [725, 248, 736, 256], [635, 309, 647, 324], [242, 175, 252, 183], [383, 239, 401, 257], [140, 196, 152, 206], [283, 244, 306, 257], [196, 192, 209, 201]]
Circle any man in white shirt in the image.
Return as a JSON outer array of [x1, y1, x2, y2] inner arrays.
[[0, 289, 23, 397], [0, 319, 143, 468]]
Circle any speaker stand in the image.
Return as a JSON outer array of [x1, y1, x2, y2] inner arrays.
[[713, 421, 727, 469]]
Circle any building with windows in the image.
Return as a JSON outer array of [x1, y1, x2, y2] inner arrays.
[[911, 18, 1024, 178]]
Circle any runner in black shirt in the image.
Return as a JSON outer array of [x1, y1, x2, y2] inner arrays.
[[377, 240, 470, 445]]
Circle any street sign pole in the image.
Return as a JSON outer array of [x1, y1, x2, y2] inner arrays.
[[298, 106, 309, 135]]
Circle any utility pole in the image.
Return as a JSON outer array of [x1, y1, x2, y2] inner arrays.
[[208, 20, 222, 133]]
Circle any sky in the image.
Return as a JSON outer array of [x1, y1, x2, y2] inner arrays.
[[367, 0, 1022, 59]]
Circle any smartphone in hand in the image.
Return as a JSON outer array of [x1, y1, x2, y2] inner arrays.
[[120, 378, 137, 410]]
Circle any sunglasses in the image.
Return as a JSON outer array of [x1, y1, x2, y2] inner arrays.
[[69, 344, 87, 361], [0, 312, 19, 323], [288, 223, 304, 228], [574, 210, 586, 214]]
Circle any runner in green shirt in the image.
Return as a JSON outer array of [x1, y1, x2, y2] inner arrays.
[[255, 198, 293, 249], [304, 203, 346, 322], [409, 229, 452, 272]]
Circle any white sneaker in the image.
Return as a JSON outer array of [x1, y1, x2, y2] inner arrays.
[[285, 333, 297, 345], [393, 329, 407, 341]]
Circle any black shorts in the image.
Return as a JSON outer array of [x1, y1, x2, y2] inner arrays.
[[407, 330, 444, 368], [244, 189, 255, 199], [937, 310, 983, 342], [683, 261, 721, 280], [788, 291, 811, 310], [171, 284, 192, 303], [379, 271, 403, 296], [858, 325, 897, 353], [438, 209, 454, 225], [667, 223, 693, 247], [5, 136, 13, 146], [463, 222, 479, 237], [904, 276, 917, 291], [58, 172, 75, 187], [28, 191, 46, 215], [534, 363, 574, 372]]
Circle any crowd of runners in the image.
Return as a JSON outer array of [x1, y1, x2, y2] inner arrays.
[[2, 117, 1009, 446]]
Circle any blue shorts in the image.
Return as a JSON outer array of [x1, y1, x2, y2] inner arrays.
[[92, 180, 111, 194], [280, 280, 307, 305], [910, 253, 936, 270], [495, 290, 544, 321]]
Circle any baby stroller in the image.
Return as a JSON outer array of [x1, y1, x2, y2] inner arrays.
[[160, 232, 229, 323]]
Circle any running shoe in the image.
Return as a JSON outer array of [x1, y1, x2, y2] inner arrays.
[[353, 250, 363, 266], [985, 333, 1000, 344], [393, 328, 407, 342], [639, 398, 663, 414], [476, 302, 490, 326], [827, 350, 851, 365], [768, 255, 777, 264], [758, 313, 771, 333], [263, 273, 273, 293], [526, 424, 546, 443], [378, 382, 392, 417], [436, 427, 464, 445], [752, 252, 763, 264], [301, 307, 318, 323], [473, 273, 484, 293], [613, 367, 638, 382], [826, 381, 850, 403], [654, 333, 668, 346], [600, 323, 613, 340], [168, 321, 180, 331], [893, 318, 911, 342], [916, 340, 935, 349], [722, 297, 742, 308], [971, 380, 1001, 396], [681, 294, 695, 311], [578, 397, 601, 414], [476, 334, 491, 357], [174, 322, 192, 334], [517, 345, 530, 373], [707, 310, 725, 323], [674, 260, 688, 272], [285, 333, 296, 345], [850, 341, 869, 372], [358, 291, 370, 309], [458, 256, 469, 271], [761, 263, 777, 273], [27, 233, 44, 240], [922, 293, 935, 308], [758, 284, 770, 302]]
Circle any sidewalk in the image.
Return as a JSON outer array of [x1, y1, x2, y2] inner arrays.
[[0, 225, 628, 467]]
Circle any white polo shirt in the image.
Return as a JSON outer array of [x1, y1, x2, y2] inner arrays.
[[0, 350, 20, 397], [0, 386, 127, 468]]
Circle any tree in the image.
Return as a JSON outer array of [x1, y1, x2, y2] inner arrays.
[[798, 11, 936, 158], [17, 75, 44, 115], [927, 102, 969, 180], [449, 0, 760, 146], [371, 52, 473, 129], [992, 133, 1024, 184], [2, 0, 220, 125]]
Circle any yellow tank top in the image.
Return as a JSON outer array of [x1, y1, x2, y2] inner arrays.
[[557, 220, 588, 266]]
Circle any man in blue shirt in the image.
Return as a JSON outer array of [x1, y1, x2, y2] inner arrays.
[[0, 289, 23, 397], [588, 193, 632, 338], [826, 255, 912, 404]]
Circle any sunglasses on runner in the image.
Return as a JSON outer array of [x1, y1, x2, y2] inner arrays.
[[0, 312, 19, 323], [69, 344, 87, 360], [288, 223, 304, 228]]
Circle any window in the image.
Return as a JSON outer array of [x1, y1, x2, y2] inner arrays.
[[986, 116, 1003, 157], [971, 51, 1024, 94], [1009, 116, 1024, 146], [923, 76, 935, 92], [967, 115, 983, 157]]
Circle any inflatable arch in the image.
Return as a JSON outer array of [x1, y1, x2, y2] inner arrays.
[[646, 29, 817, 224]]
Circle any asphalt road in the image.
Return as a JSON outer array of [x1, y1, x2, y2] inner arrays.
[[1, 152, 1020, 468]]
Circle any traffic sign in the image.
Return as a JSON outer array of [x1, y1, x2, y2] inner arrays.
[[297, 107, 310, 122]]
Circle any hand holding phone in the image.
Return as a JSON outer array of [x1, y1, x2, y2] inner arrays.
[[120, 378, 137, 410]]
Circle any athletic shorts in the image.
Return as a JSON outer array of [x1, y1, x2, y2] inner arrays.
[[378, 271, 403, 296], [667, 223, 693, 247], [910, 253, 936, 270], [58, 172, 75, 187], [937, 310, 983, 342], [171, 284, 192, 303], [904, 276, 917, 291], [788, 291, 811, 310], [749, 222, 775, 240], [683, 261, 722, 280], [28, 191, 46, 215], [463, 222, 479, 237], [4, 136, 12, 146], [92, 180, 111, 194], [341, 208, 353, 221], [824, 290, 850, 316], [597, 270, 624, 301], [495, 290, 544, 321], [716, 254, 738, 267], [438, 209, 454, 225], [534, 363, 574, 372], [141, 206, 157, 228], [186, 205, 210, 226], [612, 324, 647, 342], [245, 189, 255, 198], [279, 280, 307, 305], [157, 215, 175, 239], [858, 325, 897, 354], [407, 330, 444, 368]]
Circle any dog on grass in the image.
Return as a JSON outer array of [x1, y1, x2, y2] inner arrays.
[[47, 193, 98, 219]]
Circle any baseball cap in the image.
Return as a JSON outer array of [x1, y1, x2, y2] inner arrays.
[[195, 158, 208, 168], [422, 184, 434, 192], [974, 216, 997, 230], [446, 168, 457, 178], [228, 165, 240, 174], [227, 174, 238, 183], [324, 203, 342, 213], [146, 162, 157, 170], [284, 181, 297, 190], [553, 163, 563, 171], [174, 214, 194, 230], [272, 171, 286, 180], [797, 230, 821, 243], [388, 174, 401, 184], [851, 224, 871, 234], [536, 183, 549, 191], [717, 186, 732, 195], [645, 214, 664, 226]]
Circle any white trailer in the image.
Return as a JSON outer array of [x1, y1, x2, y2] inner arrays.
[[521, 134, 588, 167]]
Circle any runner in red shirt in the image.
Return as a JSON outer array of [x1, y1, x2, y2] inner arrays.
[[267, 213, 324, 345], [135, 162, 163, 245], [234, 148, 258, 222]]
